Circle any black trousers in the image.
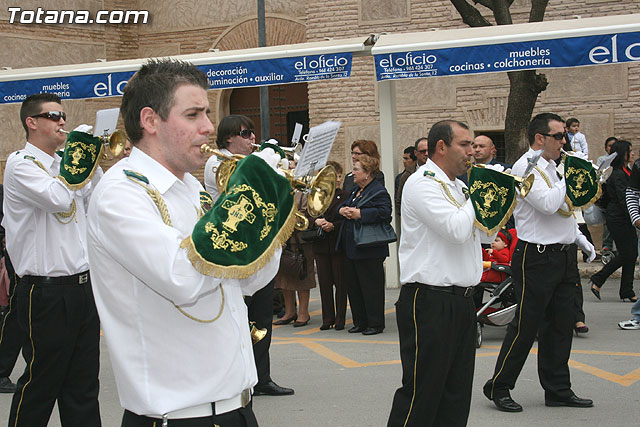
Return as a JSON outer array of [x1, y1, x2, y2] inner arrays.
[[9, 275, 101, 427], [388, 284, 476, 427], [344, 257, 385, 329], [0, 254, 24, 378], [245, 279, 274, 385], [315, 252, 347, 328], [591, 216, 638, 299], [122, 404, 258, 427], [484, 241, 579, 401]]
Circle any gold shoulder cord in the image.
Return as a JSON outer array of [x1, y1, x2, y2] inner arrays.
[[426, 175, 464, 208], [534, 166, 573, 217], [125, 174, 225, 324], [29, 157, 77, 224]]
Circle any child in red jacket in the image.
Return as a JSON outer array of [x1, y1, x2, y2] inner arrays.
[[481, 229, 512, 283]]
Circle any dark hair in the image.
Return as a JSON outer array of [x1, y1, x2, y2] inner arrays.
[[610, 140, 632, 169], [356, 154, 380, 176], [351, 140, 380, 160], [604, 136, 618, 148], [121, 59, 209, 144], [216, 115, 255, 149], [527, 113, 564, 146], [403, 145, 417, 161], [427, 120, 469, 157], [20, 93, 62, 138], [326, 160, 343, 175], [566, 118, 580, 128]]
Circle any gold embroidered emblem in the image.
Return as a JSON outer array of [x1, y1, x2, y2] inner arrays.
[[225, 184, 278, 241], [222, 194, 256, 232], [63, 141, 97, 175], [469, 180, 509, 219], [71, 147, 85, 165], [204, 223, 248, 252]]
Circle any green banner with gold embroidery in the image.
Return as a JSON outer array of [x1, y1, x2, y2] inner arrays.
[[182, 155, 296, 279], [468, 166, 517, 236], [58, 131, 103, 190], [564, 155, 601, 209]]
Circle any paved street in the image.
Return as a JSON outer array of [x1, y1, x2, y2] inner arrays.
[[1, 277, 639, 427]]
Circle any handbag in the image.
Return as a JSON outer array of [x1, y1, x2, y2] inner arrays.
[[352, 188, 397, 248], [299, 226, 326, 242], [279, 233, 307, 280], [353, 221, 397, 248]]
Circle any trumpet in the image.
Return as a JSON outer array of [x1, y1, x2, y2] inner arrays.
[[200, 144, 337, 230], [251, 142, 302, 160], [60, 129, 127, 160], [467, 161, 535, 198]]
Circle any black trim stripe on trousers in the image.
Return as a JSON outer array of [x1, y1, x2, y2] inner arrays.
[[388, 284, 476, 427], [8, 275, 101, 427], [484, 240, 578, 401], [0, 254, 24, 379], [122, 403, 258, 427]]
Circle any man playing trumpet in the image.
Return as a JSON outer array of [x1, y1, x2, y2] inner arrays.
[[87, 59, 291, 426]]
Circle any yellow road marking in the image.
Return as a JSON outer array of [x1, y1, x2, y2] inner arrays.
[[568, 360, 640, 387]]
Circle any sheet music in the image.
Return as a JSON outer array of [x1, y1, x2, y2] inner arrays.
[[93, 108, 120, 137], [294, 120, 341, 178]]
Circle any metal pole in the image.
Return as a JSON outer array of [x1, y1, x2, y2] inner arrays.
[[257, 0, 269, 140]]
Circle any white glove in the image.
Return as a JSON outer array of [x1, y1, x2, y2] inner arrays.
[[570, 151, 589, 160], [73, 124, 93, 134], [251, 148, 285, 177], [483, 163, 505, 173], [576, 234, 596, 263]]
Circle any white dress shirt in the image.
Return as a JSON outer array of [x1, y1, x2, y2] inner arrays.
[[2, 142, 99, 277], [511, 148, 579, 245], [203, 147, 232, 201], [87, 147, 280, 417], [399, 159, 486, 287]]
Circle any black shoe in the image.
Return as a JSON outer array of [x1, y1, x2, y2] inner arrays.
[[253, 380, 294, 396], [348, 326, 364, 333], [0, 377, 16, 393], [334, 324, 345, 331], [362, 327, 383, 336], [319, 323, 334, 331], [590, 282, 601, 300], [492, 396, 523, 412], [545, 394, 593, 408]]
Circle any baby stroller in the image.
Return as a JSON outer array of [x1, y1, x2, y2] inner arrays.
[[475, 229, 519, 348]]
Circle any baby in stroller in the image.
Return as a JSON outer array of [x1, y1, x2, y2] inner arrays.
[[475, 228, 518, 348], [481, 230, 513, 283]]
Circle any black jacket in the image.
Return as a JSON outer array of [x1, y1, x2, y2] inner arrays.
[[336, 179, 392, 260], [604, 167, 632, 223]]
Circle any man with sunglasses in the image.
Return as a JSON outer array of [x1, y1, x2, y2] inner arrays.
[[3, 93, 102, 426], [204, 115, 294, 398], [483, 113, 596, 413]]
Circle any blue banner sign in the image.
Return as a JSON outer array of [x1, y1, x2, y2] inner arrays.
[[375, 32, 640, 81], [0, 52, 352, 104]]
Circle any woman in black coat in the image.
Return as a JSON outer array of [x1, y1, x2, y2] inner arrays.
[[337, 154, 393, 335], [590, 140, 638, 302]]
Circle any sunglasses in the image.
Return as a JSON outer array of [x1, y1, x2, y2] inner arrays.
[[237, 129, 254, 139], [539, 132, 565, 141], [417, 149, 428, 154], [30, 111, 66, 122]]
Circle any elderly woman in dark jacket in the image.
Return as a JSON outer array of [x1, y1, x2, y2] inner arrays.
[[337, 154, 393, 336], [590, 140, 638, 302]]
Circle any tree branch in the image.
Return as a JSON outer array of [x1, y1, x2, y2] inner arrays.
[[473, 0, 494, 11], [492, 0, 513, 25], [450, 0, 492, 27], [529, 0, 549, 22]]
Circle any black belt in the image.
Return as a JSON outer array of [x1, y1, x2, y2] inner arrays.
[[408, 282, 475, 297], [520, 240, 574, 253], [23, 271, 90, 286]]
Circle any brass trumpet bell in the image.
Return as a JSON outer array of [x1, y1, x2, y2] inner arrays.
[[101, 130, 127, 160], [250, 321, 267, 344], [513, 173, 534, 198]]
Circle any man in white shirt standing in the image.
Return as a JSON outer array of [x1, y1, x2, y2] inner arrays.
[[3, 93, 102, 426], [483, 113, 596, 413], [204, 115, 294, 397], [88, 60, 286, 426], [388, 120, 485, 427]]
